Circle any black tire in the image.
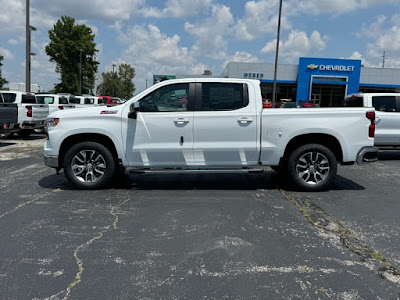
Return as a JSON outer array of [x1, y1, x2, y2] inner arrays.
[[0, 132, 14, 139], [286, 144, 337, 191], [16, 130, 33, 138], [63, 142, 116, 190]]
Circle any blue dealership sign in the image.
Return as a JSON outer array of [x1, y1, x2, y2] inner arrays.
[[296, 57, 362, 101]]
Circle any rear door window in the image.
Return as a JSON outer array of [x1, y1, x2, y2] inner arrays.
[[199, 83, 248, 111], [372, 96, 396, 112]]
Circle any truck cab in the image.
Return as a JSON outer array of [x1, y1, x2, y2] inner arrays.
[[345, 93, 400, 147]]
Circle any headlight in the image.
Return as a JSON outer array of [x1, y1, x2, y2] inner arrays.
[[44, 118, 59, 131]]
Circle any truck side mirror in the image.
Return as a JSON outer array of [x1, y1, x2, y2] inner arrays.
[[128, 102, 140, 119]]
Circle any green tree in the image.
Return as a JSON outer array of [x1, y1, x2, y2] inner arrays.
[[0, 54, 8, 89], [45, 16, 99, 94], [97, 63, 136, 99]]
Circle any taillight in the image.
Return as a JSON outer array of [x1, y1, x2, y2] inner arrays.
[[366, 111, 375, 138], [26, 105, 32, 117], [58, 106, 64, 110]]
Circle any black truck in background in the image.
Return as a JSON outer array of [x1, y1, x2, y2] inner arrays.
[[0, 93, 20, 135]]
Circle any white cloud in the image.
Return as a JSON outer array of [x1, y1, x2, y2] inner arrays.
[[348, 51, 378, 68], [8, 39, 19, 46], [261, 30, 327, 62], [117, 24, 207, 93], [287, 0, 398, 15], [222, 51, 260, 69], [184, 4, 234, 59], [234, 0, 291, 41], [356, 15, 400, 68], [141, 0, 213, 18], [33, 0, 145, 23], [0, 47, 14, 60]]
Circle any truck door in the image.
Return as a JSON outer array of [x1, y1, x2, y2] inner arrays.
[[373, 95, 400, 146], [124, 82, 195, 167], [192, 82, 259, 167]]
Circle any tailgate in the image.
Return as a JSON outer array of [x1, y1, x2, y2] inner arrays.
[[31, 104, 49, 121], [0, 103, 18, 123]]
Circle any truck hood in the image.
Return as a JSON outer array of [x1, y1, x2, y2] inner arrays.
[[47, 105, 124, 119]]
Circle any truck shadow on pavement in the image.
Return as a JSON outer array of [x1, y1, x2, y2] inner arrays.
[[0, 141, 16, 147], [39, 172, 365, 192]]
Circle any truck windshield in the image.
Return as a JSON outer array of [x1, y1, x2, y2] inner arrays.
[[1, 93, 17, 103]]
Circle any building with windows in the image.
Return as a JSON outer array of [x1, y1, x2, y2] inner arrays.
[[221, 57, 400, 107]]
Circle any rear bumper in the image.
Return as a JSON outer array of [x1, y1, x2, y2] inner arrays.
[[21, 120, 45, 130], [356, 146, 379, 164], [0, 123, 20, 133]]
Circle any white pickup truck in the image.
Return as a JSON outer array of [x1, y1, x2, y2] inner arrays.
[[0, 91, 49, 137], [35, 94, 76, 115], [73, 95, 104, 108], [43, 78, 378, 191], [344, 93, 400, 148]]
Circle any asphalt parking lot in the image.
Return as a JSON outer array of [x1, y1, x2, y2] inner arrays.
[[0, 134, 399, 299]]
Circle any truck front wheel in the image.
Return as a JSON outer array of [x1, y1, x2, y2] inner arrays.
[[63, 142, 116, 189], [287, 144, 337, 191]]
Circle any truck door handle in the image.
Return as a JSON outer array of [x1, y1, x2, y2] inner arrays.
[[238, 117, 253, 124], [174, 118, 190, 125]]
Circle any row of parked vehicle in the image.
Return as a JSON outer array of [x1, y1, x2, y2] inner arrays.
[[0, 91, 124, 138]]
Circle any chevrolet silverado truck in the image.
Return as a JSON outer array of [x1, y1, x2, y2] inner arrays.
[[344, 93, 400, 148], [0, 91, 49, 137], [0, 93, 20, 135], [36, 94, 76, 115], [43, 78, 378, 191]]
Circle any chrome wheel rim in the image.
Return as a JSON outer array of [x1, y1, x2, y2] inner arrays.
[[71, 150, 106, 183], [296, 151, 330, 185]]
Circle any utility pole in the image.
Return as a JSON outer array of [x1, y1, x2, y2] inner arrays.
[[25, 0, 30, 92], [112, 64, 116, 97], [272, 0, 283, 107], [79, 49, 83, 95], [382, 50, 386, 68]]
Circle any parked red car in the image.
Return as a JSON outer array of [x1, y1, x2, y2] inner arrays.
[[299, 101, 316, 108], [98, 96, 122, 105]]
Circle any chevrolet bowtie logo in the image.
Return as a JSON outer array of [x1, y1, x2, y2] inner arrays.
[[307, 64, 319, 70]]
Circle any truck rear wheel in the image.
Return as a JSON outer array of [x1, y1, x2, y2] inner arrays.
[[63, 142, 116, 190], [287, 144, 337, 191]]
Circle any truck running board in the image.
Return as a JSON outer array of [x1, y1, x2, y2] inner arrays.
[[128, 168, 266, 175]]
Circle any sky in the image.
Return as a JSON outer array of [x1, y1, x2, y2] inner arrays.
[[0, 0, 400, 94]]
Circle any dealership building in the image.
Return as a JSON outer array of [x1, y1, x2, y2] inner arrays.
[[220, 57, 400, 107]]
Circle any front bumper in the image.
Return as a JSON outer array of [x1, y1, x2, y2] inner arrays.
[[44, 154, 59, 168], [356, 146, 379, 164]]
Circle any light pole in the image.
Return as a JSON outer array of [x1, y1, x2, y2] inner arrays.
[[272, 0, 283, 107], [25, 0, 36, 93], [79, 49, 83, 95], [112, 64, 116, 97]]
